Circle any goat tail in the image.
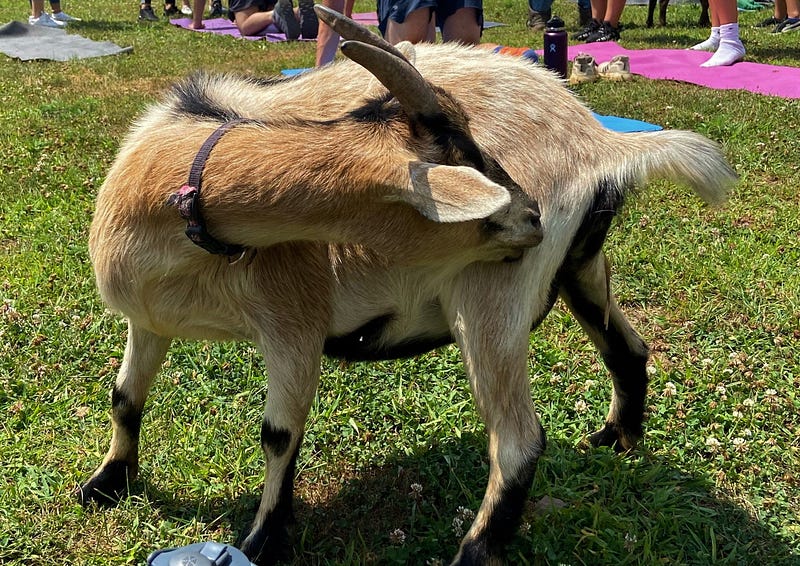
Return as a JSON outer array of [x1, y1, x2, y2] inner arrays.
[[612, 129, 737, 206]]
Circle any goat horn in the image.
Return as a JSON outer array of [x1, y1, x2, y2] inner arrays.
[[340, 40, 441, 118], [314, 4, 408, 61]]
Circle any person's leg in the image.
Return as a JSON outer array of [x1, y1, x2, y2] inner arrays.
[[701, 0, 744, 66], [31, 0, 45, 17], [441, 7, 481, 44], [386, 7, 435, 43], [774, 0, 800, 31], [527, 0, 552, 31], [603, 0, 625, 26], [316, 0, 354, 65], [190, 0, 206, 27]]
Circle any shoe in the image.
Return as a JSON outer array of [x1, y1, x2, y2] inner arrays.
[[139, 5, 159, 21], [526, 9, 551, 31], [180, 4, 193, 14], [756, 16, 785, 27], [572, 18, 601, 40], [568, 53, 599, 85], [272, 0, 300, 39], [28, 12, 65, 27], [164, 3, 180, 16], [780, 17, 800, 32], [52, 10, 81, 22], [585, 21, 621, 42], [598, 55, 632, 80], [297, 0, 318, 38], [578, 5, 592, 27], [209, 0, 224, 17]]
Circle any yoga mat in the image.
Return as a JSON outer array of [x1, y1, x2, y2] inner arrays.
[[170, 12, 379, 40], [566, 41, 800, 99], [0, 20, 132, 61]]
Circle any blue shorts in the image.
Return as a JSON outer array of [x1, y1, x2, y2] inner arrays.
[[377, 0, 483, 36]]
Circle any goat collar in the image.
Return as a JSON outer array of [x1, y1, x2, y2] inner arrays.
[[168, 118, 259, 260]]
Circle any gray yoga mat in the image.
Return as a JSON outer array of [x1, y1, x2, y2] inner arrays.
[[0, 20, 132, 61]]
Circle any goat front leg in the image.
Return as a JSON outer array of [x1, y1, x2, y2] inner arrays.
[[77, 323, 171, 505], [239, 338, 323, 566], [445, 265, 546, 565], [558, 252, 650, 452]]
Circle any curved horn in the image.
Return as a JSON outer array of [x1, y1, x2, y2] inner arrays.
[[340, 40, 441, 118], [314, 4, 408, 61]]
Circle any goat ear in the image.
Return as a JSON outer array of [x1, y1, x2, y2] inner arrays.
[[392, 162, 511, 223], [394, 41, 417, 63]]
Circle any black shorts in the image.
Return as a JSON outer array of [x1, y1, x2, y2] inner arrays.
[[377, 0, 483, 36], [228, 0, 275, 18]]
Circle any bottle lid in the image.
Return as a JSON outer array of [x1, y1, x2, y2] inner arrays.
[[545, 16, 566, 31]]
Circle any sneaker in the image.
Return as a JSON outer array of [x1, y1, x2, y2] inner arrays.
[[272, 0, 300, 39], [526, 9, 551, 31], [568, 53, 599, 85], [28, 12, 65, 27], [52, 10, 81, 22], [139, 5, 159, 21], [598, 55, 632, 80], [756, 16, 785, 27], [164, 3, 180, 16], [297, 0, 318, 38], [780, 17, 800, 32], [578, 5, 592, 27], [572, 18, 601, 40], [180, 4, 193, 14], [209, 0, 224, 17], [585, 21, 621, 42]]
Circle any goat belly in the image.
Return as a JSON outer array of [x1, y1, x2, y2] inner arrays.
[[323, 313, 453, 361]]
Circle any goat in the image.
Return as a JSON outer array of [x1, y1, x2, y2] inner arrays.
[[78, 6, 736, 565], [647, 0, 710, 28]]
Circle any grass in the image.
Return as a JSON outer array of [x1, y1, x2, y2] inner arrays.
[[1, 0, 799, 564]]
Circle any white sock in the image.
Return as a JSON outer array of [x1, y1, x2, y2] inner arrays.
[[701, 23, 745, 67], [690, 27, 719, 51]]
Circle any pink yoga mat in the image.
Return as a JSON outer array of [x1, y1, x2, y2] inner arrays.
[[170, 12, 378, 41], [566, 41, 800, 99]]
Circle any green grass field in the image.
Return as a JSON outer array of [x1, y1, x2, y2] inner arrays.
[[1, 0, 798, 564]]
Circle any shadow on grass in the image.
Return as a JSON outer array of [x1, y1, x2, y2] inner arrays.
[[135, 435, 797, 565]]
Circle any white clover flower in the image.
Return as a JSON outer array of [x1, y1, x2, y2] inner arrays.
[[452, 517, 464, 537], [646, 365, 657, 376], [765, 389, 778, 397], [663, 382, 677, 397], [389, 528, 406, 545], [701, 358, 714, 366], [742, 398, 755, 407], [732, 437, 747, 451], [574, 399, 588, 414], [715, 384, 727, 395], [705, 436, 721, 451], [456, 506, 475, 522], [732, 409, 744, 419]]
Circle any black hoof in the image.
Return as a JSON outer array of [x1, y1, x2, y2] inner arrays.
[[75, 460, 133, 506], [239, 524, 292, 566], [588, 422, 636, 453]]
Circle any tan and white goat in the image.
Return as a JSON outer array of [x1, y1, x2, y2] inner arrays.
[[78, 8, 736, 565]]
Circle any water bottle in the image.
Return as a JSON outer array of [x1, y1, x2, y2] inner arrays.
[[147, 542, 255, 566], [543, 16, 568, 79]]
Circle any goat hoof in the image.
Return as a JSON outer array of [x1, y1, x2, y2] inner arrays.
[[587, 422, 637, 453], [75, 460, 133, 506], [239, 526, 292, 566]]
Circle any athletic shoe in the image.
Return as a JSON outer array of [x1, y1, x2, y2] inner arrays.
[[52, 11, 81, 22], [780, 17, 800, 32], [568, 53, 599, 85], [598, 55, 632, 80], [756, 16, 785, 27], [139, 6, 159, 21], [164, 3, 181, 16], [526, 9, 551, 31], [180, 4, 193, 14], [572, 18, 601, 41], [272, 0, 300, 39], [298, 0, 318, 38], [585, 21, 621, 43], [209, 0, 224, 17], [28, 12, 65, 27]]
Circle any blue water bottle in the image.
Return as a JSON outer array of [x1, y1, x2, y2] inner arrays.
[[147, 542, 255, 566], [543, 16, 568, 79]]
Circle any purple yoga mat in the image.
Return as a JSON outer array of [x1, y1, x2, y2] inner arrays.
[[566, 42, 800, 99], [170, 12, 378, 41]]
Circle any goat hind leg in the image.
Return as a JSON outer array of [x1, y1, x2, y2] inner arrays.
[[77, 323, 171, 505], [558, 253, 650, 452]]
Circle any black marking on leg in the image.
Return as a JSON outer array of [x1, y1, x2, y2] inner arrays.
[[111, 386, 143, 441], [458, 427, 545, 564], [261, 420, 291, 458], [76, 460, 133, 506], [241, 444, 301, 566]]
